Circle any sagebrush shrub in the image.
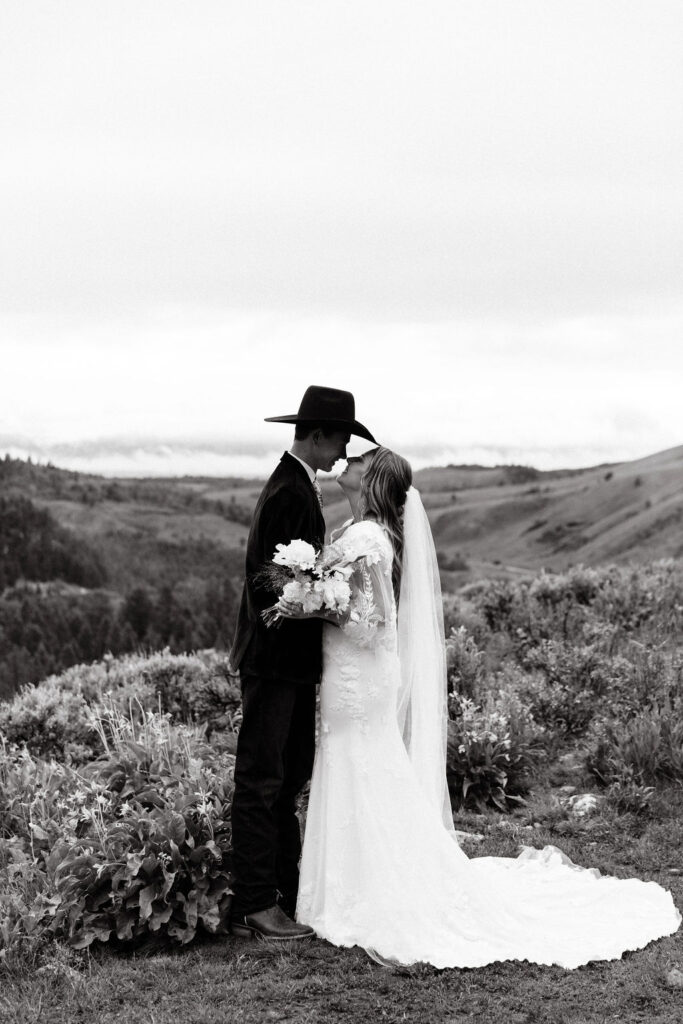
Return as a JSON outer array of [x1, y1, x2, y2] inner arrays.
[[441, 592, 490, 646], [0, 650, 241, 764], [473, 562, 683, 652], [0, 680, 98, 762]]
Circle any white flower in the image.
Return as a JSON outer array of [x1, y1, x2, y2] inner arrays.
[[319, 576, 351, 611], [273, 539, 317, 570], [282, 580, 311, 604], [301, 585, 325, 613]]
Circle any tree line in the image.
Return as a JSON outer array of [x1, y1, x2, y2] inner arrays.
[[0, 493, 239, 700], [0, 494, 107, 591]]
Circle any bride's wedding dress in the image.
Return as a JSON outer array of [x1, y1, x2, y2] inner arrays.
[[296, 505, 680, 969]]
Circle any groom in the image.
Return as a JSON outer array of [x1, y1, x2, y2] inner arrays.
[[229, 385, 376, 940]]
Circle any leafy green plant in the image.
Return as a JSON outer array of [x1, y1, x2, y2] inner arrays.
[[0, 697, 235, 959], [446, 695, 537, 812], [586, 703, 683, 787], [51, 700, 234, 950], [50, 803, 233, 950], [605, 767, 655, 817], [446, 626, 486, 700]]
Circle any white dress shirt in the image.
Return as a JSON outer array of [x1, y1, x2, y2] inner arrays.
[[288, 451, 323, 511], [287, 451, 316, 484]]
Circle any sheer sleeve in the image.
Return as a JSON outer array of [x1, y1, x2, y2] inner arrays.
[[338, 523, 396, 650]]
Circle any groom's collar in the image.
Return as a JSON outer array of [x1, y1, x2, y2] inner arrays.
[[287, 450, 316, 483]]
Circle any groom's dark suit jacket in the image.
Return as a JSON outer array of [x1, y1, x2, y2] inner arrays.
[[231, 452, 325, 686]]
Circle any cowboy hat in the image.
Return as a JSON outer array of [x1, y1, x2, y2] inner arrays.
[[265, 385, 377, 444]]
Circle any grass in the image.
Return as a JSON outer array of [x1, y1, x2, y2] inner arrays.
[[2, 788, 681, 1024]]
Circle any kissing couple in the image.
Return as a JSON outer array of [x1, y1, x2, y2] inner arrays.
[[228, 385, 679, 968]]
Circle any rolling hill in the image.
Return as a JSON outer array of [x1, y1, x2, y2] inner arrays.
[[0, 446, 680, 696], [3, 446, 681, 590], [424, 444, 683, 581]]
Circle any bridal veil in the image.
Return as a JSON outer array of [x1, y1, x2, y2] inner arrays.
[[397, 486, 455, 836]]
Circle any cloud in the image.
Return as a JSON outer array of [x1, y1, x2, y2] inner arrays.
[[2, 304, 681, 474]]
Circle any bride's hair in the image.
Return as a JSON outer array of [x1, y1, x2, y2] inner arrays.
[[359, 446, 413, 600]]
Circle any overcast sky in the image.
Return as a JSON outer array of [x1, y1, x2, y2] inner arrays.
[[2, 1, 681, 476]]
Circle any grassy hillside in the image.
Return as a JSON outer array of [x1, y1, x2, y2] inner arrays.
[[416, 445, 683, 584]]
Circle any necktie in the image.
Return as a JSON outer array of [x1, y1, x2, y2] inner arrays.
[[313, 477, 324, 512]]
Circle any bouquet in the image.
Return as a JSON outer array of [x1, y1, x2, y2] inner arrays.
[[259, 537, 362, 628]]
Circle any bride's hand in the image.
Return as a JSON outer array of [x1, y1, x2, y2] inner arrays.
[[277, 598, 310, 619], [277, 599, 345, 624]]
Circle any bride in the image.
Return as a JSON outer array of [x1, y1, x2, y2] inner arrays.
[[278, 446, 680, 968]]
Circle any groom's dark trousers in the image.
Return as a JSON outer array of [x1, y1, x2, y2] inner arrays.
[[230, 453, 324, 918]]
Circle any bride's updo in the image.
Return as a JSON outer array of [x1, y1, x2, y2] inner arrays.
[[359, 446, 413, 600]]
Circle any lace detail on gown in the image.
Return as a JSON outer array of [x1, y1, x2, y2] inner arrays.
[[296, 520, 681, 968]]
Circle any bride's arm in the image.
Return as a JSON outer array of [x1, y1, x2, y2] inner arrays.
[[338, 558, 393, 647]]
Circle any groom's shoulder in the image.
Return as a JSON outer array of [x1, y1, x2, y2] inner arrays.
[[264, 452, 301, 485]]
